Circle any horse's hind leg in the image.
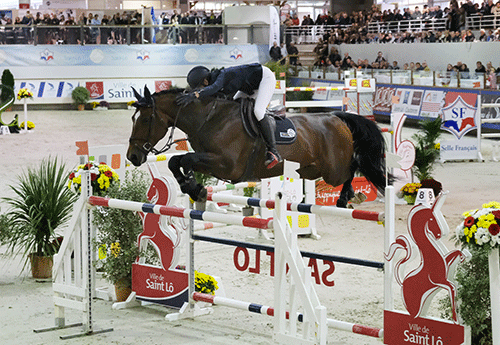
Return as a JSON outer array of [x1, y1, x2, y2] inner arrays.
[[336, 159, 358, 208], [337, 179, 355, 208]]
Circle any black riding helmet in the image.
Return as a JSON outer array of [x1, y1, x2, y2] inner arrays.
[[187, 66, 210, 89]]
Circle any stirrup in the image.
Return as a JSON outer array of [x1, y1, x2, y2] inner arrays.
[[265, 151, 281, 169]]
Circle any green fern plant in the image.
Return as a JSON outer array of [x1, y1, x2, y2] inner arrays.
[[412, 117, 443, 181]]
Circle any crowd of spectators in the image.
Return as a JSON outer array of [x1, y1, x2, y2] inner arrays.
[[0, 9, 223, 45], [306, 46, 500, 88], [283, 1, 500, 46]]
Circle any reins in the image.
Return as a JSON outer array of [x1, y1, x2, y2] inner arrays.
[[129, 95, 184, 155]]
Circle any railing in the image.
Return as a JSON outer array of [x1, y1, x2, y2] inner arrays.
[[286, 65, 492, 89], [0, 23, 269, 45], [366, 18, 448, 34], [466, 14, 500, 30]]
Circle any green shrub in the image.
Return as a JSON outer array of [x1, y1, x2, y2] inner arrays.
[[71, 86, 91, 105], [93, 169, 151, 287], [0, 69, 15, 103], [439, 246, 498, 344], [412, 117, 442, 181]]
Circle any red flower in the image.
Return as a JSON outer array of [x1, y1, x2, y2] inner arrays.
[[69, 172, 75, 180], [464, 216, 475, 227], [492, 210, 500, 220], [104, 170, 113, 177], [489, 223, 500, 236], [85, 163, 92, 169], [91, 173, 98, 181]]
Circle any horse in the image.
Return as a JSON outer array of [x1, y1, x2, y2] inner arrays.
[[126, 86, 389, 208], [385, 193, 467, 322]]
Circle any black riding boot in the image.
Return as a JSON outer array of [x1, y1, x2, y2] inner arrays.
[[258, 115, 282, 169]]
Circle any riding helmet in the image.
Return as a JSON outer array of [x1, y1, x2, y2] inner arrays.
[[187, 66, 210, 89]]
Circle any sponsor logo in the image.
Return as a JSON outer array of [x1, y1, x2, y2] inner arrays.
[[229, 48, 243, 60], [137, 49, 150, 61], [280, 128, 296, 138], [441, 96, 476, 139], [155, 80, 172, 92], [40, 48, 54, 61], [361, 79, 371, 88], [86, 82, 104, 99]]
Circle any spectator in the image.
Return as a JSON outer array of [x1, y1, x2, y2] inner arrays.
[[403, 63, 409, 70], [269, 41, 282, 62], [280, 42, 287, 65], [415, 62, 424, 71], [341, 52, 352, 69], [328, 47, 342, 66], [464, 29, 475, 42], [287, 42, 299, 65], [374, 51, 386, 63], [459, 63, 470, 78], [488, 67, 497, 89], [476, 61, 486, 73]]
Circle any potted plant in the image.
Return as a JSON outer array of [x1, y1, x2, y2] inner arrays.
[[242, 186, 256, 216], [1, 157, 78, 279], [68, 161, 119, 196], [0, 69, 15, 109], [399, 182, 422, 205], [93, 169, 150, 301], [71, 86, 90, 111], [412, 117, 442, 181], [193, 171, 215, 211]]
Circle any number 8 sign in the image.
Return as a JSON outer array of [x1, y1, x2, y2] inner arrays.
[[415, 188, 435, 207]]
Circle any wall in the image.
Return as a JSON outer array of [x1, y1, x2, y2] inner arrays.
[[334, 42, 500, 71], [0, 44, 270, 103]]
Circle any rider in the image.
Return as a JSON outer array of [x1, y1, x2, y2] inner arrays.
[[176, 63, 282, 169]]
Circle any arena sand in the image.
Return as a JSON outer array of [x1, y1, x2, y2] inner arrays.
[[0, 109, 499, 345]]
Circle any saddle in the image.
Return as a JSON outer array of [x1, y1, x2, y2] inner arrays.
[[239, 98, 297, 145]]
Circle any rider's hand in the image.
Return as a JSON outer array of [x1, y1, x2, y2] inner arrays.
[[176, 92, 197, 107]]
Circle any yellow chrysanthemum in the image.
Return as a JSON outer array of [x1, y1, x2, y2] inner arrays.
[[483, 201, 500, 209], [110, 242, 120, 257]]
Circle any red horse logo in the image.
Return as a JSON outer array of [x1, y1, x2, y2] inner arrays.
[[136, 165, 184, 270], [385, 192, 468, 322]]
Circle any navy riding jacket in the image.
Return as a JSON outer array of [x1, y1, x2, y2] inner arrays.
[[197, 63, 263, 97]]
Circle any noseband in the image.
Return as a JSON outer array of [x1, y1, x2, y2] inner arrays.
[[129, 96, 183, 155]]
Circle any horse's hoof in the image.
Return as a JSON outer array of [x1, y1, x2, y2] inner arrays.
[[336, 199, 348, 208], [197, 186, 208, 202], [350, 192, 367, 204]]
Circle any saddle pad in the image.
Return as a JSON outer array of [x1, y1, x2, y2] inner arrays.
[[274, 117, 297, 145]]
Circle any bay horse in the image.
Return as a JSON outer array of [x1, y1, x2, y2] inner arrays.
[[126, 86, 389, 208]]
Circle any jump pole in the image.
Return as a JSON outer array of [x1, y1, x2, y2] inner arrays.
[[87, 196, 273, 230], [206, 192, 384, 222], [193, 292, 384, 339]]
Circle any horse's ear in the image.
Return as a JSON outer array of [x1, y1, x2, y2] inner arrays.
[[144, 85, 151, 100], [132, 87, 141, 101]]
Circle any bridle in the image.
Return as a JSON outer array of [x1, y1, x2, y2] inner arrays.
[[129, 95, 184, 155]]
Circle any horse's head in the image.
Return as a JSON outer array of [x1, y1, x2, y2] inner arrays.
[[127, 86, 170, 167], [407, 191, 449, 242]]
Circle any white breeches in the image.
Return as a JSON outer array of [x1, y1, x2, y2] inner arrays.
[[233, 65, 276, 121]]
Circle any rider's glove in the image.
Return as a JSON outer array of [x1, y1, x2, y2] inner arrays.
[[176, 92, 197, 107]]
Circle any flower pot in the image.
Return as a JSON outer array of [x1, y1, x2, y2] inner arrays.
[[77, 104, 85, 111], [242, 206, 254, 217], [403, 194, 417, 205], [114, 279, 132, 302], [29, 253, 53, 279]]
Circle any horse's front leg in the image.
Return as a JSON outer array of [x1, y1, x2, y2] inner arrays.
[[168, 153, 207, 202]]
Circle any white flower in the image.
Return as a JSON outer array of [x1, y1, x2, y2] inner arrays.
[[475, 227, 491, 245], [456, 224, 465, 238]]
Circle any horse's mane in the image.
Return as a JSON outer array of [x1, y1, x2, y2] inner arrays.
[[153, 88, 186, 96]]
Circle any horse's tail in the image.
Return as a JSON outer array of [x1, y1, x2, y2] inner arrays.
[[333, 111, 391, 195]]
